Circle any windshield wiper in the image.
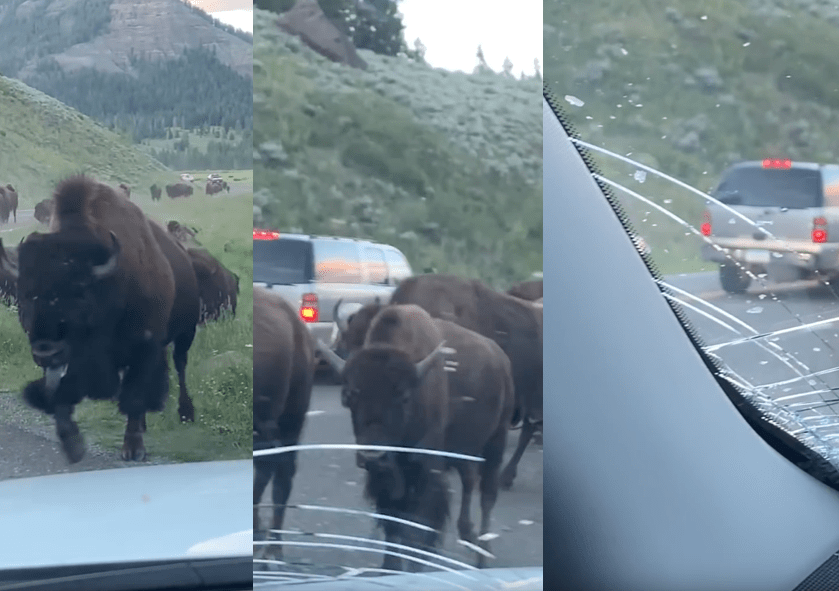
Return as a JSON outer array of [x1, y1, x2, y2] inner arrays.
[[0, 557, 251, 591]]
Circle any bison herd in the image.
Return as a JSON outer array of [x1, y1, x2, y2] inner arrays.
[[0, 175, 240, 464], [253, 274, 543, 571]]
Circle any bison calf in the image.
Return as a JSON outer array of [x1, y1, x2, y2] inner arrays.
[[34, 199, 53, 225], [253, 286, 315, 561]]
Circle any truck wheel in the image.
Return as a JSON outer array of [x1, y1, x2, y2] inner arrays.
[[719, 262, 751, 294]]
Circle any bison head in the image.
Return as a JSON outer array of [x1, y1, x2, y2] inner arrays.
[[2, 231, 121, 394], [331, 298, 381, 359], [316, 339, 446, 470]]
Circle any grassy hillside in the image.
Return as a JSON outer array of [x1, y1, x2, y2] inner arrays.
[[544, 0, 839, 273], [0, 172, 253, 463], [0, 0, 252, 169], [0, 75, 165, 206], [254, 8, 542, 288]]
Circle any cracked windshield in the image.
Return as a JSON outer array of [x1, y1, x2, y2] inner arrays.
[[546, 0, 839, 483], [0, 0, 253, 569], [253, 0, 543, 582]]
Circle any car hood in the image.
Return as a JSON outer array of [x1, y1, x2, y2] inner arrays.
[[0, 459, 251, 570]]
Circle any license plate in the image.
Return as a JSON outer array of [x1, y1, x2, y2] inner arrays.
[[744, 249, 771, 264]]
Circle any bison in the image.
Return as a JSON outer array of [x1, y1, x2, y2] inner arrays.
[[205, 179, 229, 195], [150, 184, 162, 201], [187, 247, 240, 324], [253, 285, 315, 561], [0, 244, 18, 306], [118, 183, 131, 199], [389, 274, 543, 490], [34, 199, 53, 225], [0, 190, 10, 224], [0, 185, 18, 224], [0, 175, 200, 464], [165, 183, 193, 199], [507, 279, 542, 302], [167, 221, 201, 247], [328, 300, 515, 567], [317, 304, 451, 572]]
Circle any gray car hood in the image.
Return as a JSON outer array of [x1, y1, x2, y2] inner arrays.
[[0, 459, 251, 570]]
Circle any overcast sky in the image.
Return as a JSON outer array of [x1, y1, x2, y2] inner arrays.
[[399, 0, 541, 77], [186, 0, 542, 75], [186, 0, 252, 33]]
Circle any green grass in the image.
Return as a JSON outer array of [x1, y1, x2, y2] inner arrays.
[[0, 171, 253, 462], [140, 126, 248, 153], [0, 75, 166, 208]]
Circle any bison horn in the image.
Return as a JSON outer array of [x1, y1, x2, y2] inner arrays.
[[316, 338, 346, 375], [91, 231, 120, 278], [333, 298, 350, 335], [0, 239, 18, 280], [415, 340, 447, 379]]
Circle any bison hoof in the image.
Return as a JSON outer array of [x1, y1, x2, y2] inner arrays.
[[61, 433, 86, 464], [499, 469, 516, 491], [178, 403, 195, 423], [121, 437, 147, 462]]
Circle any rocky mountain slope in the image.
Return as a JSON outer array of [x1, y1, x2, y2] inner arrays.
[[0, 0, 252, 80]]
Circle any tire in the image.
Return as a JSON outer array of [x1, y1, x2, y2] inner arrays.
[[719, 262, 751, 294]]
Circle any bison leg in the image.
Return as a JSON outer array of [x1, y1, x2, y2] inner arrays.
[[253, 457, 274, 548], [476, 428, 506, 568], [172, 329, 196, 422], [118, 344, 169, 461], [121, 414, 146, 461], [454, 461, 479, 545], [499, 418, 537, 490], [55, 404, 85, 464]]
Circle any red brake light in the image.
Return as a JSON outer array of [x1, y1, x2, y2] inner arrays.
[[701, 210, 712, 236], [813, 217, 828, 243], [300, 293, 318, 322], [253, 229, 280, 240], [762, 158, 792, 169]]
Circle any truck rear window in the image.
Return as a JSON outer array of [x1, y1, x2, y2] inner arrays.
[[253, 238, 313, 285], [713, 167, 823, 209]]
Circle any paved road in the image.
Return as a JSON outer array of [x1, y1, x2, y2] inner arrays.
[[0, 208, 36, 234], [664, 271, 839, 416], [255, 381, 544, 576]]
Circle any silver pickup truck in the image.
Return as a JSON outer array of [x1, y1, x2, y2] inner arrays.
[[253, 230, 413, 356], [700, 160, 839, 294]]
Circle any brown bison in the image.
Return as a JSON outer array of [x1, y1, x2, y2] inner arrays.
[[166, 221, 200, 247], [327, 301, 515, 567], [253, 285, 315, 561], [205, 179, 229, 195], [165, 183, 193, 199], [187, 247, 239, 324], [0, 191, 10, 224], [0, 244, 17, 306], [0, 175, 200, 464], [150, 184, 162, 201], [34, 199, 53, 225], [317, 304, 450, 572], [507, 279, 543, 301], [0, 185, 18, 224], [389, 274, 543, 490], [118, 183, 131, 199]]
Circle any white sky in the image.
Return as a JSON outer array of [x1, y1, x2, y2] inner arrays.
[[399, 0, 542, 77], [184, 0, 252, 34], [213, 10, 253, 33]]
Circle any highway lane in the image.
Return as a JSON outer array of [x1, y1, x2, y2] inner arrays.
[[255, 381, 544, 577], [663, 271, 839, 416]]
